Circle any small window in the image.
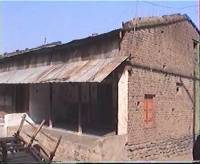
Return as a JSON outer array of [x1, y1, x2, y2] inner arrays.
[[144, 94, 155, 128]]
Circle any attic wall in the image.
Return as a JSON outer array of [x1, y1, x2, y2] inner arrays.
[[0, 35, 120, 72]]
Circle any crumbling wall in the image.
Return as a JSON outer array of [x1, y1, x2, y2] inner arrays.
[[6, 126, 127, 161], [120, 19, 199, 160]]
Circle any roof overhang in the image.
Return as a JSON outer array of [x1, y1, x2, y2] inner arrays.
[[0, 56, 128, 84]]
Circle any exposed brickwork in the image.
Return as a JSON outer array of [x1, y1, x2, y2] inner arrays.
[[120, 17, 199, 160], [126, 135, 192, 160], [121, 20, 199, 76], [127, 69, 193, 144]]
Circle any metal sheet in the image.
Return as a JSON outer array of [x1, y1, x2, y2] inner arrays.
[[0, 56, 128, 84]]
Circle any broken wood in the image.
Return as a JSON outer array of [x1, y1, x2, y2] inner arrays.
[[0, 114, 61, 163], [49, 136, 62, 161], [27, 120, 45, 148]]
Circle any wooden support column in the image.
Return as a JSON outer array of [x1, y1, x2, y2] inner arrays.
[[78, 84, 82, 135], [112, 73, 118, 135], [49, 83, 53, 128], [12, 85, 17, 113], [87, 83, 92, 125]]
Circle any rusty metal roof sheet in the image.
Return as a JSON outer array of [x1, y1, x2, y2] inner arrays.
[[0, 56, 128, 84]]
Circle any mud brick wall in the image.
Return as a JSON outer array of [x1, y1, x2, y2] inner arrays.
[[121, 20, 199, 77], [120, 19, 199, 160], [126, 135, 192, 160]]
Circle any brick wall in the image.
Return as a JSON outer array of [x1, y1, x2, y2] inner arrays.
[[121, 20, 198, 76], [120, 19, 199, 160]]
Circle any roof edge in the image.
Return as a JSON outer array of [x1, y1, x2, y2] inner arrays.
[[0, 28, 121, 60], [183, 14, 200, 35], [122, 13, 200, 35]]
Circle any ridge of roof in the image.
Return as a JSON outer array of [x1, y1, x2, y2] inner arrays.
[[122, 13, 200, 35], [1, 41, 62, 58]]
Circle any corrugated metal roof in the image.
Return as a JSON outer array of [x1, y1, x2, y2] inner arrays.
[[0, 56, 128, 84]]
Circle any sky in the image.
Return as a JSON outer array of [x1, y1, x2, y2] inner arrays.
[[0, 1, 199, 54]]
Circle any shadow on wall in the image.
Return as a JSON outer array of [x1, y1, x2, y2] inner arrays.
[[180, 78, 194, 105]]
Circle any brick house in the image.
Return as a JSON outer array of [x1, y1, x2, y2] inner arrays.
[[0, 13, 199, 161]]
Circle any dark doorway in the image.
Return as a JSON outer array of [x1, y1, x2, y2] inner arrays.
[[16, 85, 29, 113], [97, 84, 114, 129], [83, 83, 117, 136]]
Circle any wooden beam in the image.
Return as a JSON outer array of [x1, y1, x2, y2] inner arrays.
[[78, 84, 82, 135], [49, 136, 62, 161]]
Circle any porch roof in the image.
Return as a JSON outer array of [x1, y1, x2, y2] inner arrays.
[[0, 56, 128, 84]]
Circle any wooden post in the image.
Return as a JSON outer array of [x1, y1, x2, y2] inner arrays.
[[78, 84, 82, 135], [49, 83, 53, 128], [12, 85, 16, 113], [16, 114, 26, 136], [88, 84, 91, 125]]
